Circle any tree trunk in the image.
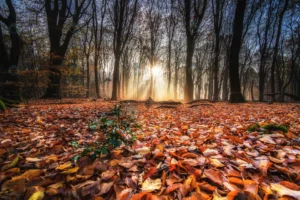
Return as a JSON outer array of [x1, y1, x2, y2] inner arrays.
[[167, 41, 172, 98], [258, 62, 265, 101], [94, 57, 100, 98], [174, 66, 179, 100], [184, 36, 195, 102], [228, 0, 246, 103], [43, 49, 65, 98], [0, 1, 23, 102], [270, 0, 289, 101], [86, 55, 90, 98], [112, 54, 120, 100], [222, 64, 229, 101], [251, 80, 254, 101], [213, 35, 220, 101]]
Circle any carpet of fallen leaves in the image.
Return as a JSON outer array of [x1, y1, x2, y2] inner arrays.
[[0, 100, 300, 200]]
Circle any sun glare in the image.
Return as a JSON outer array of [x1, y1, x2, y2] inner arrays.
[[152, 66, 163, 77]]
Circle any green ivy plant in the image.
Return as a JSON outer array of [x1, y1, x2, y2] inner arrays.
[[70, 104, 140, 161]]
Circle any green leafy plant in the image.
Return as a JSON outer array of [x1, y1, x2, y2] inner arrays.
[[0, 99, 6, 111], [248, 123, 259, 132], [71, 104, 139, 161], [262, 124, 288, 133], [247, 123, 288, 133]]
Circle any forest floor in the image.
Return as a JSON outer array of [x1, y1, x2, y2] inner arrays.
[[0, 100, 300, 200]]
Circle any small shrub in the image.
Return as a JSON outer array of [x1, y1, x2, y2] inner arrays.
[[70, 104, 139, 161]]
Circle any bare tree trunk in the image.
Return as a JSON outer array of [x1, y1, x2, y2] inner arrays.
[[222, 64, 228, 101], [111, 0, 138, 100], [86, 56, 90, 97], [94, 56, 100, 98], [180, 0, 208, 102], [112, 55, 120, 100], [270, 0, 289, 101], [212, 0, 225, 101], [44, 0, 91, 98], [185, 36, 195, 101], [174, 66, 179, 100], [0, 0, 23, 101], [228, 0, 246, 103]]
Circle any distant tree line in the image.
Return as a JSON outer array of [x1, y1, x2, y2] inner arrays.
[[0, 0, 299, 102]]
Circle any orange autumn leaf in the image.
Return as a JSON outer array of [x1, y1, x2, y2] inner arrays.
[[204, 169, 223, 185], [144, 167, 158, 180], [166, 183, 181, 193], [279, 181, 300, 191], [153, 152, 165, 160], [227, 191, 239, 200], [229, 177, 244, 186], [244, 179, 258, 194]]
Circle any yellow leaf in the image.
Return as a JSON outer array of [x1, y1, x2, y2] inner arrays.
[[2, 154, 19, 171], [209, 158, 224, 168], [56, 162, 72, 170], [48, 182, 64, 189], [141, 178, 161, 191], [135, 147, 150, 155], [26, 157, 44, 162], [61, 167, 79, 174], [45, 155, 58, 163], [15, 169, 44, 179], [270, 183, 300, 199], [28, 190, 44, 200]]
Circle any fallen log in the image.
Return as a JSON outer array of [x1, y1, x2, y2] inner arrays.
[[157, 100, 182, 105], [185, 99, 211, 104], [188, 103, 214, 108], [155, 105, 177, 109]]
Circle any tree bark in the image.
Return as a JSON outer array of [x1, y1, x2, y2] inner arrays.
[[112, 55, 120, 100], [270, 0, 289, 101], [184, 35, 195, 101], [0, 0, 23, 101], [86, 55, 90, 98], [111, 0, 138, 100], [44, 0, 90, 98], [228, 0, 246, 103], [222, 64, 229, 101]]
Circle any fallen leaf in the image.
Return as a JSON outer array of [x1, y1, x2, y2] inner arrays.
[[144, 167, 157, 180], [209, 158, 224, 167], [26, 157, 44, 162], [99, 181, 114, 195], [2, 154, 19, 171], [279, 181, 300, 191], [229, 177, 244, 187], [56, 161, 72, 170], [141, 178, 162, 191], [135, 147, 150, 154], [204, 169, 223, 185], [28, 190, 44, 200], [101, 170, 116, 180], [166, 183, 181, 193], [61, 167, 79, 174], [244, 179, 258, 194], [270, 183, 300, 199], [260, 135, 276, 144]]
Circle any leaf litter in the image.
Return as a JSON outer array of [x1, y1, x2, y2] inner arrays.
[[0, 100, 299, 199]]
